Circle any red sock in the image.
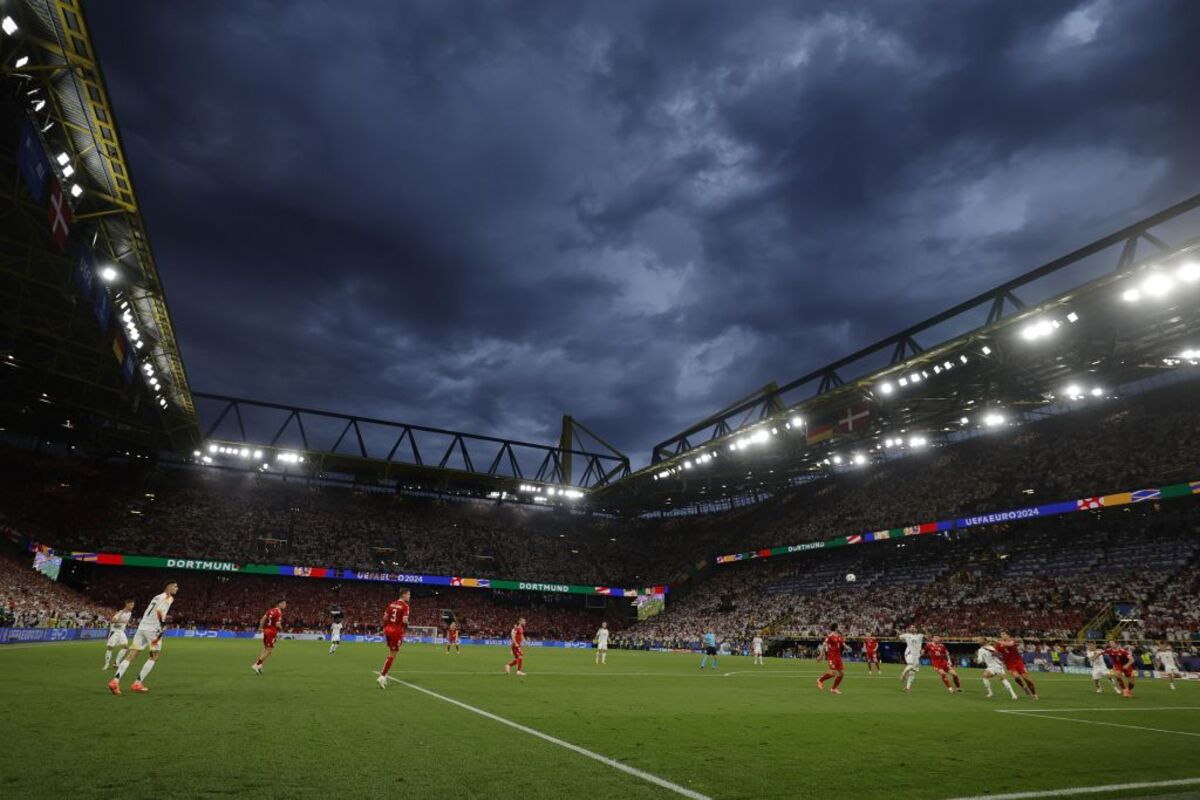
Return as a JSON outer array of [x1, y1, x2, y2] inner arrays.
[[507, 658, 517, 667], [1024, 677, 1036, 694], [255, 658, 263, 667], [819, 672, 833, 682], [381, 654, 395, 677], [940, 673, 951, 688], [517, 657, 523, 671], [832, 674, 843, 689], [952, 674, 961, 688]]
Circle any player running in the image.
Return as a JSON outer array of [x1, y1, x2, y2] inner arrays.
[[751, 635, 764, 665], [699, 630, 719, 670], [1156, 643, 1182, 690], [816, 623, 846, 694], [329, 618, 343, 655], [103, 599, 135, 670], [898, 627, 923, 692], [252, 599, 287, 674], [863, 634, 881, 675], [924, 636, 962, 693], [975, 638, 1019, 699], [1103, 640, 1136, 698], [595, 622, 610, 665], [377, 589, 411, 689], [996, 634, 1038, 699], [445, 620, 461, 654], [1086, 644, 1120, 694], [108, 581, 177, 695], [505, 617, 526, 676]]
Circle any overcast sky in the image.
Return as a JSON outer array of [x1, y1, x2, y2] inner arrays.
[[87, 0, 1200, 465]]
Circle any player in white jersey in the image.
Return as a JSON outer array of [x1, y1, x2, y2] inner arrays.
[[976, 638, 1019, 699], [752, 635, 765, 665], [594, 622, 610, 665], [1155, 644, 1182, 690], [103, 600, 135, 670], [108, 581, 177, 696], [898, 627, 923, 692], [329, 621, 343, 655], [1086, 645, 1120, 694]]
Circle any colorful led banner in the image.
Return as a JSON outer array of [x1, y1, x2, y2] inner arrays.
[[36, 546, 665, 598], [715, 479, 1200, 565]]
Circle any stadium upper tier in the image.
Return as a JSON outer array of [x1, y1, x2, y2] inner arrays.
[[2, 378, 1197, 589]]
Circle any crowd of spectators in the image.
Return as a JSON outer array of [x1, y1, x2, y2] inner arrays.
[[0, 549, 110, 628]]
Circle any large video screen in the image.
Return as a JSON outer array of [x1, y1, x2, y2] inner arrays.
[[33, 551, 63, 581], [634, 592, 665, 621]]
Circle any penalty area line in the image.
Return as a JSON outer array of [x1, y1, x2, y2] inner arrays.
[[376, 672, 711, 800], [943, 776, 1200, 800], [994, 708, 1200, 738]]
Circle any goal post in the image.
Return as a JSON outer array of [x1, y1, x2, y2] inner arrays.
[[408, 626, 439, 642]]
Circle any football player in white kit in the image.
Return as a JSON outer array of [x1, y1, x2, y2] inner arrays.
[[898, 626, 923, 692], [1155, 644, 1182, 690], [976, 638, 1019, 699], [103, 599, 135, 670], [594, 622, 610, 665], [108, 581, 177, 696], [329, 620, 343, 654], [1086, 644, 1120, 694], [752, 635, 765, 665]]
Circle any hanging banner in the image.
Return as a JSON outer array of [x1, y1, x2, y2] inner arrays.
[[714, 479, 1199, 565]]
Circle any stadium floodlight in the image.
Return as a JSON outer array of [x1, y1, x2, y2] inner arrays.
[[201, 456, 213, 464], [897, 377, 908, 387], [2, 16, 18, 35], [960, 416, 969, 424], [69, 183, 83, 198], [1066, 311, 1079, 323], [1122, 288, 1141, 302], [253, 449, 263, 459], [943, 360, 953, 370], [1090, 387, 1103, 397], [1142, 273, 1173, 297], [879, 382, 893, 395], [909, 436, 927, 448], [832, 455, 843, 465], [960, 355, 969, 364], [984, 413, 1005, 427], [751, 430, 768, 445], [852, 453, 866, 465], [909, 372, 922, 384], [770, 427, 778, 435], [62, 164, 74, 178], [1177, 261, 1200, 282], [56, 152, 70, 166], [790, 415, 803, 427], [207, 443, 217, 454], [14, 56, 28, 68], [980, 346, 991, 355], [933, 365, 941, 374], [192, 450, 201, 457], [683, 460, 692, 469]]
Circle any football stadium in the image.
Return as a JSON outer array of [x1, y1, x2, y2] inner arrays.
[[1, 3, 1199, 799]]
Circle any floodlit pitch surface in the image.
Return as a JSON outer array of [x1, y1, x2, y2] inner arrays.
[[2, 641, 1198, 799]]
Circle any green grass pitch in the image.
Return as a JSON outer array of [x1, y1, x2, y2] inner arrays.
[[1, 640, 1198, 799]]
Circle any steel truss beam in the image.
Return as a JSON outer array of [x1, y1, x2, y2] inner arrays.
[[648, 192, 1200, 464], [194, 393, 631, 490]]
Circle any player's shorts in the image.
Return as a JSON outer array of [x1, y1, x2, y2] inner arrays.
[[827, 657, 844, 671], [904, 655, 920, 668], [263, 627, 279, 648], [448, 635, 459, 644], [1006, 662, 1028, 676], [982, 661, 1006, 675], [132, 629, 161, 651], [511, 644, 523, 658], [106, 630, 128, 648], [331, 634, 341, 643], [1091, 666, 1109, 680], [385, 626, 406, 652], [706, 646, 718, 656], [1113, 665, 1134, 678], [1161, 661, 1180, 674], [752, 648, 762, 657], [865, 653, 879, 663], [932, 662, 951, 672], [597, 643, 608, 651]]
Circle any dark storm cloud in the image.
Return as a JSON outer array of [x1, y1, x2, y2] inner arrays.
[[85, 0, 1200, 462]]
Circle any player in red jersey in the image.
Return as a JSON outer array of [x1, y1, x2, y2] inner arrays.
[[1103, 640, 1136, 698], [445, 620, 461, 654], [505, 617, 526, 676], [376, 589, 411, 689], [251, 599, 287, 675], [996, 633, 1037, 699], [923, 636, 961, 692], [863, 634, 881, 675], [816, 623, 846, 694]]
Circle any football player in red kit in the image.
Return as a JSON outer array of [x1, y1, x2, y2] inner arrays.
[[863, 634, 881, 675], [816, 623, 846, 694], [251, 599, 287, 675], [376, 589, 410, 689], [505, 617, 526, 676], [924, 636, 962, 692], [996, 633, 1037, 700], [1104, 640, 1136, 698], [446, 620, 461, 654]]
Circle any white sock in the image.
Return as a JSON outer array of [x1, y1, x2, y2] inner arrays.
[[1001, 678, 1017, 698], [104, 651, 112, 669], [138, 660, 156, 683], [116, 648, 127, 663], [982, 677, 992, 693], [115, 660, 130, 679]]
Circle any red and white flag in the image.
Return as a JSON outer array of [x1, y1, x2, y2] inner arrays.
[[47, 179, 72, 252], [835, 402, 870, 434]]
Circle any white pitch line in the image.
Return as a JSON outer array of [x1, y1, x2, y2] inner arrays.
[[994, 709, 1200, 738], [996, 706, 1200, 713], [378, 673, 711, 800], [943, 776, 1200, 800]]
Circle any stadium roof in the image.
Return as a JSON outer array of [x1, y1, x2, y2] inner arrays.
[[0, 0, 196, 451]]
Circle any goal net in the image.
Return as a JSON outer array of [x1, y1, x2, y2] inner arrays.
[[407, 626, 439, 641]]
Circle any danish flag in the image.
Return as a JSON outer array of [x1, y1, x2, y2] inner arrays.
[[47, 180, 71, 252], [835, 403, 870, 434]]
